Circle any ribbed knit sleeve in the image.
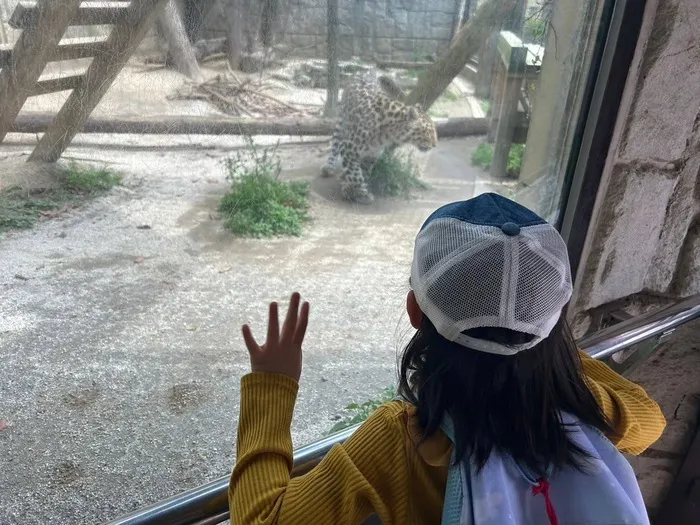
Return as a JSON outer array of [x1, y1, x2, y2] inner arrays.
[[579, 351, 666, 454], [229, 373, 422, 525]]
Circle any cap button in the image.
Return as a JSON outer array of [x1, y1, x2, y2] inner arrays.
[[501, 222, 521, 236]]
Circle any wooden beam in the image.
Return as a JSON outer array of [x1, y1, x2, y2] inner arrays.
[[29, 0, 171, 162], [9, 1, 131, 29], [12, 113, 491, 138], [0, 37, 112, 69], [0, 0, 82, 143], [33, 74, 84, 95]]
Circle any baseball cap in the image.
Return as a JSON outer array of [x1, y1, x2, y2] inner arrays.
[[410, 193, 573, 355]]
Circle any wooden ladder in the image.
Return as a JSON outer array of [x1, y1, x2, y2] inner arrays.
[[0, 0, 169, 163]]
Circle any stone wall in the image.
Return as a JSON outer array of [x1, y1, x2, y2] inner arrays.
[[203, 0, 481, 62], [570, 0, 700, 322]]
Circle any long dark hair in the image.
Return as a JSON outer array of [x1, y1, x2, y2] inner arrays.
[[398, 315, 614, 476]]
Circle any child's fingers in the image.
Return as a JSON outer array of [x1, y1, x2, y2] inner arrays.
[[281, 292, 300, 342], [293, 301, 310, 346], [266, 302, 279, 347], [241, 325, 260, 354]]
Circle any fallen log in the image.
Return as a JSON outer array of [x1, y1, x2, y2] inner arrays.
[[11, 113, 491, 138]]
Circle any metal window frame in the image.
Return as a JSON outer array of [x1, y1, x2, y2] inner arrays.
[[558, 0, 649, 282]]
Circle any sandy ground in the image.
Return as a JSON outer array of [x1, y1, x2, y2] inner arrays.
[[0, 121, 513, 524]]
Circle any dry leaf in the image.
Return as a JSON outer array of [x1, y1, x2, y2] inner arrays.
[[0, 419, 9, 431], [134, 256, 145, 264]]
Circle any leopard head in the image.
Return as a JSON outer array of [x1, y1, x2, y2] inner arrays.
[[405, 104, 438, 152]]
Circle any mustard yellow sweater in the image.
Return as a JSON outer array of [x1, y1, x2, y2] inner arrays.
[[229, 352, 665, 525]]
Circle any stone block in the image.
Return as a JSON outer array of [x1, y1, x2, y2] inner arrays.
[[676, 219, 700, 296], [644, 153, 700, 294], [583, 166, 678, 310], [374, 37, 392, 55], [430, 25, 452, 40], [407, 11, 427, 38], [620, 0, 700, 162], [392, 38, 415, 52], [425, 0, 456, 12], [431, 11, 454, 28], [392, 9, 409, 35]]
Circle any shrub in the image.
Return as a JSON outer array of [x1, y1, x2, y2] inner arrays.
[[470, 142, 494, 170], [470, 142, 526, 178], [365, 150, 429, 199], [219, 138, 310, 237], [328, 386, 397, 434]]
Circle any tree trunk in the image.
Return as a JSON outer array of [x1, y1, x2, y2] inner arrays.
[[183, 0, 218, 42], [259, 0, 279, 50], [452, 0, 468, 40], [224, 0, 244, 69], [12, 113, 491, 138], [323, 0, 340, 118], [405, 0, 517, 109], [156, 0, 203, 82], [503, 0, 527, 33]]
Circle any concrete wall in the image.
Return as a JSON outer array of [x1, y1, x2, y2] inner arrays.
[[571, 0, 700, 322]]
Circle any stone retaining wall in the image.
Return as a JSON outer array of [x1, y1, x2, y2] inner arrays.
[[202, 0, 481, 62]]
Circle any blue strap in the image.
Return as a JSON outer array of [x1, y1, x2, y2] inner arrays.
[[440, 417, 473, 525]]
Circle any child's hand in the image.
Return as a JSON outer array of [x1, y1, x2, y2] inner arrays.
[[242, 292, 310, 383]]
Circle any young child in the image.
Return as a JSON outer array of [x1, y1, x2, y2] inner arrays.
[[230, 193, 666, 525]]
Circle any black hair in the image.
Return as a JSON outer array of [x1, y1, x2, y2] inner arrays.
[[398, 315, 615, 477]]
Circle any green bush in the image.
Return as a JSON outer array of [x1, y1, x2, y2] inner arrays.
[[524, 18, 548, 44], [219, 138, 310, 237], [328, 386, 397, 434], [470, 142, 526, 177], [507, 143, 526, 177], [365, 150, 429, 199], [470, 142, 494, 170], [0, 163, 121, 233]]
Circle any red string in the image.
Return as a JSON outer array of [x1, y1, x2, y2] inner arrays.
[[532, 478, 559, 525]]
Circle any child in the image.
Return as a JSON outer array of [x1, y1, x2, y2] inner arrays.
[[230, 193, 665, 525]]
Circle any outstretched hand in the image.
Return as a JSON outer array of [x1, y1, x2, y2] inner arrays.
[[242, 292, 310, 383]]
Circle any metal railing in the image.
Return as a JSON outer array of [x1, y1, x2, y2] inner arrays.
[[105, 293, 700, 525]]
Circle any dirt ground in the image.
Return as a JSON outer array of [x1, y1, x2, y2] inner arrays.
[[0, 57, 514, 523]]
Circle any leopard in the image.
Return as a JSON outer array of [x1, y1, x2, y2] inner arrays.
[[321, 74, 438, 204]]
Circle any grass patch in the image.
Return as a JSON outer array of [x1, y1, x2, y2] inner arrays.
[[219, 138, 310, 237], [328, 386, 397, 434], [470, 142, 494, 170], [478, 99, 490, 115], [404, 69, 421, 79], [440, 90, 459, 102], [0, 163, 121, 233], [470, 142, 526, 177], [429, 109, 449, 118], [364, 150, 429, 199]]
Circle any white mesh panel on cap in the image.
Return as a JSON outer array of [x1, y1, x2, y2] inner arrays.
[[411, 219, 572, 355]]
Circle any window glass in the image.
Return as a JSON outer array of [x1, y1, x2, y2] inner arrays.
[[0, 1, 608, 522]]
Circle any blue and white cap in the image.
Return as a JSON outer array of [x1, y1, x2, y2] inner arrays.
[[411, 193, 573, 355]]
